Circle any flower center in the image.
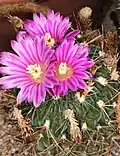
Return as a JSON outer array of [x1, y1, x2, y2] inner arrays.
[[58, 62, 69, 75], [55, 62, 73, 81], [26, 64, 42, 80], [45, 33, 55, 47]]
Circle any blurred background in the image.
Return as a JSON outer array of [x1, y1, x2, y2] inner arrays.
[[0, 0, 116, 51]]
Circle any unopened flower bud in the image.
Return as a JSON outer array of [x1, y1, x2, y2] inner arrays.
[[79, 7, 92, 19]]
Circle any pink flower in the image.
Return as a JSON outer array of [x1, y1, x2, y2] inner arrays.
[[0, 37, 57, 107], [24, 10, 80, 47], [49, 40, 95, 96]]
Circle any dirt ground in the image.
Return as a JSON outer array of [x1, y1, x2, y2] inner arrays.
[[0, 90, 38, 156]]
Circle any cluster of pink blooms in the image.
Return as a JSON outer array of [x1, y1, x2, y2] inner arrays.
[[0, 10, 94, 108]]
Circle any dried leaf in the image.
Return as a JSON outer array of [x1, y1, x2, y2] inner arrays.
[[90, 65, 101, 75], [7, 15, 24, 31], [13, 107, 31, 141], [64, 109, 82, 143], [103, 31, 118, 72], [30, 127, 46, 140], [115, 93, 120, 133], [0, 2, 49, 16], [13, 107, 23, 120], [109, 136, 120, 156], [13, 107, 47, 142], [110, 69, 119, 80], [104, 31, 117, 56], [104, 54, 118, 71]]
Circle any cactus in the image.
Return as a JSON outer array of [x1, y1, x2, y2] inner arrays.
[[19, 42, 119, 155]]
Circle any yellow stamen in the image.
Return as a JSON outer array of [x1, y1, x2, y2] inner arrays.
[[58, 62, 69, 75], [45, 33, 55, 46], [26, 64, 42, 79], [55, 62, 73, 81]]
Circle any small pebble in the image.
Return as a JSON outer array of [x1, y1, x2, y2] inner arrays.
[[11, 148, 16, 153], [25, 151, 29, 155], [10, 138, 14, 144], [8, 124, 12, 129]]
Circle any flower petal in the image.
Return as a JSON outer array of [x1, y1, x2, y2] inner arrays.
[[17, 88, 28, 104], [65, 30, 80, 38]]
